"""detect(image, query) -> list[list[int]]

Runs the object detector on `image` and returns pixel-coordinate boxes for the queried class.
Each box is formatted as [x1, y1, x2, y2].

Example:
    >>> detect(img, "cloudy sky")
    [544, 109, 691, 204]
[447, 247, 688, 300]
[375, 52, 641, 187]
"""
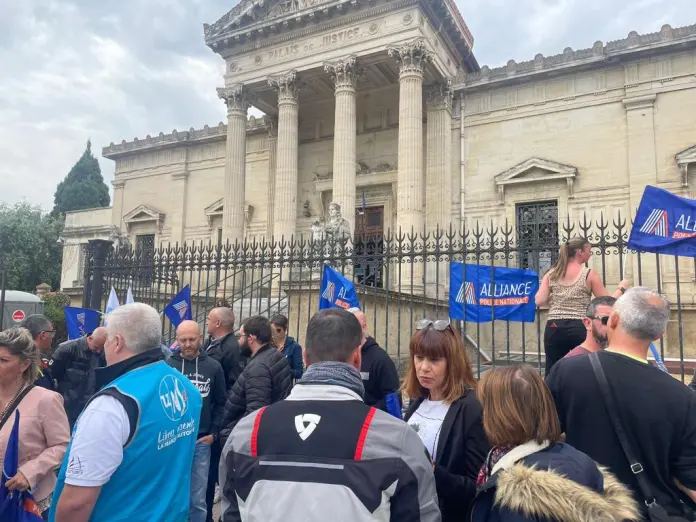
[1, 0, 694, 210]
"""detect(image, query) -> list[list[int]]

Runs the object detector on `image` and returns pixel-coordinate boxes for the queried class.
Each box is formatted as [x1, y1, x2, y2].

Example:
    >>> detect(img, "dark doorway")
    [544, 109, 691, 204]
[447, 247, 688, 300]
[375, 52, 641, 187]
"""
[354, 206, 384, 288]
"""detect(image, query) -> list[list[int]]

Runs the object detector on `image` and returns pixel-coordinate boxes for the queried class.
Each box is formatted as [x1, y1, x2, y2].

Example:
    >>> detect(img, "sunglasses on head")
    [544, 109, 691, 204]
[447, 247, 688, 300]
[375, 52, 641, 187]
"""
[416, 319, 450, 331]
[589, 316, 610, 325]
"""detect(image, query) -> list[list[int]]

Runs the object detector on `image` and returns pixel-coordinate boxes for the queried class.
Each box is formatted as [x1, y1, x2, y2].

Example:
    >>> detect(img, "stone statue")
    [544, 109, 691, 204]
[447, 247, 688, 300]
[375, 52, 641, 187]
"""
[324, 201, 352, 242]
[310, 220, 325, 243]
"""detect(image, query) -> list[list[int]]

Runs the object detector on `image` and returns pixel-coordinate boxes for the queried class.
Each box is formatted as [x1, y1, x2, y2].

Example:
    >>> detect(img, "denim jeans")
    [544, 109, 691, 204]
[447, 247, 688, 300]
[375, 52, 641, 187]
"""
[190, 441, 212, 522]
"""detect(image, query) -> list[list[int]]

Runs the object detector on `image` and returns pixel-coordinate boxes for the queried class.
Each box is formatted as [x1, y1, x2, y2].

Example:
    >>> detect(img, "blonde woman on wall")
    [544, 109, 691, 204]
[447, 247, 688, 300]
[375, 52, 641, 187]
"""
[535, 237, 630, 375]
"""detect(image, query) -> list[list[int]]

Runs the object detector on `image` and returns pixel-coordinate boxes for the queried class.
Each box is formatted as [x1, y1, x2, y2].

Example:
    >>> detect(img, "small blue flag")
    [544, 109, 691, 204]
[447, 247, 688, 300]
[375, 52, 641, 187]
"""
[126, 287, 135, 304]
[164, 285, 193, 327]
[649, 343, 669, 373]
[0, 411, 44, 521]
[64, 307, 100, 340]
[319, 265, 360, 310]
[628, 185, 696, 257]
[385, 392, 402, 420]
[449, 262, 539, 323]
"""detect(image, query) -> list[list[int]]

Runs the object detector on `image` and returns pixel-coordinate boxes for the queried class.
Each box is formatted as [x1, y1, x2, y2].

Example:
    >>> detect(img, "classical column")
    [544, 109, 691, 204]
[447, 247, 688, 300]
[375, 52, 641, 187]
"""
[265, 118, 278, 240]
[217, 84, 250, 244]
[425, 82, 453, 298]
[269, 71, 300, 241]
[325, 55, 359, 236]
[389, 40, 431, 292]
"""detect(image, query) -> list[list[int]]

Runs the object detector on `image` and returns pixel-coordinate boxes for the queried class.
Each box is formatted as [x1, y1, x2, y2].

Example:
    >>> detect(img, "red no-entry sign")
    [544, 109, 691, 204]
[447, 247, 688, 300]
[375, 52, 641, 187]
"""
[12, 310, 25, 322]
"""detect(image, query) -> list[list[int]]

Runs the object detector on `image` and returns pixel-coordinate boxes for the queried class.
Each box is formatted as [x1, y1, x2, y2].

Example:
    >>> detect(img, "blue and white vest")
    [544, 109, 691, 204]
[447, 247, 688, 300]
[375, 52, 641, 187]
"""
[51, 359, 202, 522]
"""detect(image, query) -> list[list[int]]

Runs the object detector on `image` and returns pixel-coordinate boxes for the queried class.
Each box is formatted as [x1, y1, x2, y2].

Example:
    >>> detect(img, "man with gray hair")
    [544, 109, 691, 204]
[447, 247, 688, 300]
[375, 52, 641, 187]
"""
[51, 303, 203, 522]
[20, 314, 57, 390]
[548, 287, 696, 519]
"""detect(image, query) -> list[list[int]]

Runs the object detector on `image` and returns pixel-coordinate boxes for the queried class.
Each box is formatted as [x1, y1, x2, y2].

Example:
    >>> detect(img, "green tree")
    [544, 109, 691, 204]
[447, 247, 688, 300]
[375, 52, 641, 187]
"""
[42, 291, 72, 346]
[0, 203, 64, 292]
[52, 140, 110, 216]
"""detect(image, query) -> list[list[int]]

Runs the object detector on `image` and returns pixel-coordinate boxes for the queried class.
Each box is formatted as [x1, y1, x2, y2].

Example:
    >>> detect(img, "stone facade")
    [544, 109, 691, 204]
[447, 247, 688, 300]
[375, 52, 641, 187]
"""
[59, 1, 696, 355]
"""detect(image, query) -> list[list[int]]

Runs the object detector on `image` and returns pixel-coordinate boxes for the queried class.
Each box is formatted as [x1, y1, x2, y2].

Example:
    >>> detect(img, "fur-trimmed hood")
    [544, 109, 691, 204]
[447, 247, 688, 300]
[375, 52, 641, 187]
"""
[472, 442, 641, 522]
[494, 463, 640, 521]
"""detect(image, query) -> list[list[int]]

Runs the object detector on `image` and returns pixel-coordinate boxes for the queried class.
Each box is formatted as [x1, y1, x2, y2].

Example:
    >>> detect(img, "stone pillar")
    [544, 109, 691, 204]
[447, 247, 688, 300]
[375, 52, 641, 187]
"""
[425, 82, 453, 298]
[111, 179, 126, 234]
[269, 71, 300, 241]
[325, 56, 359, 236]
[389, 40, 431, 293]
[265, 118, 278, 240]
[169, 170, 189, 245]
[217, 84, 250, 245]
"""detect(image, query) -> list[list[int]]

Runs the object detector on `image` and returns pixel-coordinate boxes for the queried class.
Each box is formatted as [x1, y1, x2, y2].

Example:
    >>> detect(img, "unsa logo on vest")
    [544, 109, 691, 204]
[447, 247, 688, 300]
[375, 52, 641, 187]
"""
[159, 374, 189, 421]
[294, 414, 321, 441]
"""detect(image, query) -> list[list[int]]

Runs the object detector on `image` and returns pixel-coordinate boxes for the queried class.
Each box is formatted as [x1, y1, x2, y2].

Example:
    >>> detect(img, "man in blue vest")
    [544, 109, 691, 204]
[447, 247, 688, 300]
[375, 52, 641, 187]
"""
[51, 303, 202, 522]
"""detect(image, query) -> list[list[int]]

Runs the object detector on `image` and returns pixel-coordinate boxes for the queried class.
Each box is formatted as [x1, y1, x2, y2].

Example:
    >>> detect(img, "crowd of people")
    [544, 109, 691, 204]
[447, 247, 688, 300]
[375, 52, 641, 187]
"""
[1, 239, 696, 521]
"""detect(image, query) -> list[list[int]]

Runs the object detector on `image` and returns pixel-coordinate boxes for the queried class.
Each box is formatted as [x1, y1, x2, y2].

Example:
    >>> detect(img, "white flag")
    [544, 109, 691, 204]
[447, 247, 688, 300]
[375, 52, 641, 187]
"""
[126, 287, 135, 305]
[104, 287, 121, 326]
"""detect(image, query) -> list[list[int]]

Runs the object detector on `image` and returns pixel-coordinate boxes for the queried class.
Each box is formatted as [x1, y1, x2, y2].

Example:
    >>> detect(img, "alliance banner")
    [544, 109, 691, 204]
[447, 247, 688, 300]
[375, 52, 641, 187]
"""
[449, 262, 539, 323]
[628, 185, 696, 257]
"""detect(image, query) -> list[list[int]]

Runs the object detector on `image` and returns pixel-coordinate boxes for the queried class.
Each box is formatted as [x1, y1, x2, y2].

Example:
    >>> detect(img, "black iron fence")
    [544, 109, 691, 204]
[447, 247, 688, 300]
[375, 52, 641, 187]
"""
[82, 212, 696, 382]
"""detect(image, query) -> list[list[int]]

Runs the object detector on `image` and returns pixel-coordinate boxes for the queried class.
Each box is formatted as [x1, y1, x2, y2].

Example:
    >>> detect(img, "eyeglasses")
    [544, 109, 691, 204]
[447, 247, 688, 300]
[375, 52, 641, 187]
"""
[416, 319, 450, 331]
[589, 316, 610, 325]
[42, 330, 56, 336]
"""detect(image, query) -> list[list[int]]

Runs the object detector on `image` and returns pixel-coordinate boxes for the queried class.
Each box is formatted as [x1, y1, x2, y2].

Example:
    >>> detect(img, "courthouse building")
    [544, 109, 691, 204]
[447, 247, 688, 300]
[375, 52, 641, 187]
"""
[59, 0, 696, 358]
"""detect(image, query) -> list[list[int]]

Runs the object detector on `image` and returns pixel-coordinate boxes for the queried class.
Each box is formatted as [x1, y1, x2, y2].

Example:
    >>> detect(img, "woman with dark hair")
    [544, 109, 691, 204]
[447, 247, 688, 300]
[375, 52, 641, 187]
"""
[471, 365, 639, 522]
[0, 328, 70, 520]
[535, 236, 630, 374]
[270, 314, 303, 380]
[403, 319, 489, 522]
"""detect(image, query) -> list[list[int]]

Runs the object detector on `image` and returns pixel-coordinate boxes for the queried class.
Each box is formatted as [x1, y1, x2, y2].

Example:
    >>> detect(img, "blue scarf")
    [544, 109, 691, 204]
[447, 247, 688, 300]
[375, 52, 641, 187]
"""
[299, 361, 364, 398]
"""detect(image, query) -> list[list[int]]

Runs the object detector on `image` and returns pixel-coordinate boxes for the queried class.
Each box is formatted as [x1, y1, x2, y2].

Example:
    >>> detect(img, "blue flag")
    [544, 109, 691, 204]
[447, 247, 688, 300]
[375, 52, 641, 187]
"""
[164, 285, 192, 327]
[449, 262, 539, 323]
[0, 411, 44, 522]
[64, 307, 100, 340]
[319, 265, 360, 310]
[628, 185, 696, 257]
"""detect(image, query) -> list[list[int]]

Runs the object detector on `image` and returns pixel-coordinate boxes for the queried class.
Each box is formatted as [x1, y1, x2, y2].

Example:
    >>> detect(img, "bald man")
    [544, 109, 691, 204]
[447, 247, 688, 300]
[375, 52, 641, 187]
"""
[169, 320, 226, 522]
[203, 307, 243, 389]
[347, 308, 400, 413]
[51, 327, 109, 428]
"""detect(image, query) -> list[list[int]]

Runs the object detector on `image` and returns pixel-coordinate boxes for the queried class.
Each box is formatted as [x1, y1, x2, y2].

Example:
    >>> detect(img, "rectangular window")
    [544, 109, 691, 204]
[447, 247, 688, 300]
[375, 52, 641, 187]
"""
[516, 201, 559, 275]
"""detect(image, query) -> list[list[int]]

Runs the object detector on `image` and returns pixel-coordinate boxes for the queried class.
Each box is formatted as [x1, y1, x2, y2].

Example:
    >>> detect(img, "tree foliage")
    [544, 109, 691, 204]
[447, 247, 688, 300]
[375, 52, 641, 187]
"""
[0, 203, 64, 292]
[42, 292, 72, 345]
[52, 140, 110, 216]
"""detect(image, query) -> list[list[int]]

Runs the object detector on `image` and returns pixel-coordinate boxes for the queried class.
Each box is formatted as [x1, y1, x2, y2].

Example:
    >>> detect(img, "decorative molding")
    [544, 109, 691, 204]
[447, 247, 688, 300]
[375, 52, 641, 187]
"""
[268, 70, 300, 103]
[111, 179, 126, 189]
[217, 84, 251, 116]
[388, 38, 432, 77]
[171, 170, 189, 181]
[204, 199, 224, 229]
[102, 117, 270, 158]
[622, 94, 657, 111]
[123, 205, 166, 232]
[677, 145, 696, 187]
[494, 158, 578, 204]
[455, 23, 696, 89]
[324, 55, 360, 90]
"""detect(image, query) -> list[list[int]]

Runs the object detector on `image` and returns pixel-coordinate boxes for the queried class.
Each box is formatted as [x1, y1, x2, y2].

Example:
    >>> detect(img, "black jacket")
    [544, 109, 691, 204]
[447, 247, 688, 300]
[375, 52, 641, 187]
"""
[471, 443, 639, 522]
[280, 336, 303, 380]
[360, 337, 400, 411]
[203, 333, 244, 390]
[50, 337, 106, 427]
[219, 344, 292, 443]
[168, 351, 226, 438]
[405, 391, 490, 522]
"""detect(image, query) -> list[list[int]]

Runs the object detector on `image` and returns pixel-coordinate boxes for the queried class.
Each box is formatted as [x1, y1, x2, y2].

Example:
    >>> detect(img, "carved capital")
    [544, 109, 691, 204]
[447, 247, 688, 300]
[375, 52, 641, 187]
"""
[388, 39, 431, 78]
[269, 70, 300, 104]
[217, 84, 250, 117]
[324, 55, 360, 91]
[426, 81, 453, 112]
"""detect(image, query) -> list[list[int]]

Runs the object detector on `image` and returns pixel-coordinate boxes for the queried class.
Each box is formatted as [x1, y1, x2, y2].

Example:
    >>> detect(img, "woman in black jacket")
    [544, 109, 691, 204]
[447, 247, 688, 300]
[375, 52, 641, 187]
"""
[403, 319, 490, 522]
[270, 314, 303, 380]
[471, 365, 639, 522]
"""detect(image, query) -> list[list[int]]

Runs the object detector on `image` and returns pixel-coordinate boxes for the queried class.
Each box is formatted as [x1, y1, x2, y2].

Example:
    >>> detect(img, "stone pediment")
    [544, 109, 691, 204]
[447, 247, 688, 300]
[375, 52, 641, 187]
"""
[204, 199, 225, 229]
[205, 0, 335, 42]
[123, 205, 165, 232]
[676, 145, 696, 186]
[494, 158, 578, 203]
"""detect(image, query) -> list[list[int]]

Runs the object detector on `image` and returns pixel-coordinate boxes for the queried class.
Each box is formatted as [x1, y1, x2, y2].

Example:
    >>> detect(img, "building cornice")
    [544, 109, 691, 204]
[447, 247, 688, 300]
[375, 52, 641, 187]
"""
[454, 23, 696, 91]
[102, 116, 271, 159]
[204, 0, 476, 71]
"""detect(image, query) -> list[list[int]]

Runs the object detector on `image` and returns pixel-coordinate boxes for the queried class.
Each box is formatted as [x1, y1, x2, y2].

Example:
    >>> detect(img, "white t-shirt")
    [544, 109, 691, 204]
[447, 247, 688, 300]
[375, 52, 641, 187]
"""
[407, 399, 451, 460]
[64, 395, 130, 487]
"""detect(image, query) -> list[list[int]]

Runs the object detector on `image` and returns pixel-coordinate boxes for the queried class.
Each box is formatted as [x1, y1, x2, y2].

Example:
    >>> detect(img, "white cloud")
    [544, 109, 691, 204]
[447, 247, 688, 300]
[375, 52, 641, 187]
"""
[0, 0, 694, 209]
